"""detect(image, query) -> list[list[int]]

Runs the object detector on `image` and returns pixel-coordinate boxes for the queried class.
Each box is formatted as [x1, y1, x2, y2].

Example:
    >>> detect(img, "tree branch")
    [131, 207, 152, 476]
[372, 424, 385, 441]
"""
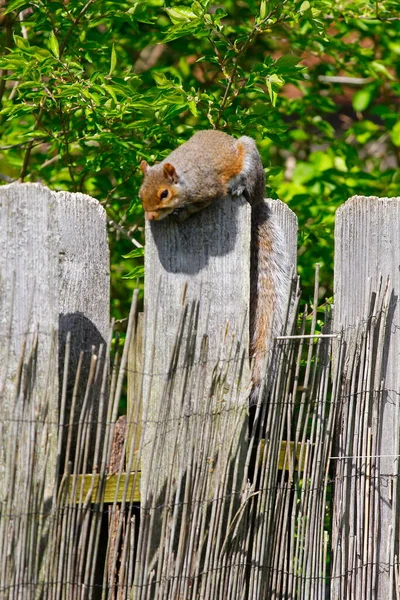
[107, 219, 143, 248]
[214, 1, 289, 127]
[18, 100, 45, 182]
[59, 0, 96, 57]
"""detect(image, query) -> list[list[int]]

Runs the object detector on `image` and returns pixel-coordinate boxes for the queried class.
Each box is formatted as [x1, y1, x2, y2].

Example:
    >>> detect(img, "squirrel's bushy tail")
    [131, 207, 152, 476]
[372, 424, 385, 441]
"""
[237, 136, 292, 403]
[250, 201, 291, 404]
[250, 200, 290, 404]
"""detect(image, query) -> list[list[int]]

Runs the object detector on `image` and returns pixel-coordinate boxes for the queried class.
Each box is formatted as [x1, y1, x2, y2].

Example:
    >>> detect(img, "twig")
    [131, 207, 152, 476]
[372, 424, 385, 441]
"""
[208, 36, 228, 76]
[107, 219, 143, 248]
[315, 75, 375, 85]
[105, 173, 136, 204]
[59, 0, 96, 57]
[58, 103, 77, 190]
[18, 99, 46, 182]
[18, 8, 29, 39]
[41, 154, 60, 169]
[0, 139, 42, 150]
[214, 0, 289, 127]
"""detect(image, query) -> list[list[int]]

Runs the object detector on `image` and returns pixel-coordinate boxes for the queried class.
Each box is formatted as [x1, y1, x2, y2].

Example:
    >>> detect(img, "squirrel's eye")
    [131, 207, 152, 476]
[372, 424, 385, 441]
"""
[160, 189, 169, 200]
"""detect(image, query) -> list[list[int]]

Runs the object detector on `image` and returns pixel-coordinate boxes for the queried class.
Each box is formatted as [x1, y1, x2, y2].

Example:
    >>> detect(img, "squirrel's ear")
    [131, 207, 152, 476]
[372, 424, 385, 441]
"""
[140, 160, 149, 175]
[163, 163, 179, 183]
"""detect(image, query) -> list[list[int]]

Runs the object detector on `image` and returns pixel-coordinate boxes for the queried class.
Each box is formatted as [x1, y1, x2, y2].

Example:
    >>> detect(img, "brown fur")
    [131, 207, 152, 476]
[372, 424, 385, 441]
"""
[221, 142, 245, 186]
[139, 130, 290, 403]
[139, 130, 246, 219]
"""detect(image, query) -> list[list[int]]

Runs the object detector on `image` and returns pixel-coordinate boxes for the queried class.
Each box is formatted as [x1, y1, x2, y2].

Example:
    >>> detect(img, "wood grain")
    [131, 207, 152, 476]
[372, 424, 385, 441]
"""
[333, 195, 400, 600]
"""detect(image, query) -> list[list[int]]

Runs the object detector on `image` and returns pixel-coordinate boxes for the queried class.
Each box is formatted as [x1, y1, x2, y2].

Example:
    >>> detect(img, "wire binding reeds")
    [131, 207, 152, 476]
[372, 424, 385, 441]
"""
[0, 275, 395, 599]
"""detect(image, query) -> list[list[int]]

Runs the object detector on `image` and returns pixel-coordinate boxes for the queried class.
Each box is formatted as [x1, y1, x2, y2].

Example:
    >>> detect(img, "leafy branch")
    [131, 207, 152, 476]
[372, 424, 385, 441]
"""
[213, 0, 289, 126]
[0, 11, 13, 109]
[59, 0, 96, 58]
[18, 100, 45, 182]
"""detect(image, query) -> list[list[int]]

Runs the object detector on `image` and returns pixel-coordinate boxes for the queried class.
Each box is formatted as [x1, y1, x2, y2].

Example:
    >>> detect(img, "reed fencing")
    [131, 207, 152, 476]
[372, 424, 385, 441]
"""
[0, 183, 399, 600]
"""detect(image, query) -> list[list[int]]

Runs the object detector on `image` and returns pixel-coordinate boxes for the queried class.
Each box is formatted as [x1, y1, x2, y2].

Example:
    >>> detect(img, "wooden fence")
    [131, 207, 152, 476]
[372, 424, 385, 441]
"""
[0, 183, 399, 599]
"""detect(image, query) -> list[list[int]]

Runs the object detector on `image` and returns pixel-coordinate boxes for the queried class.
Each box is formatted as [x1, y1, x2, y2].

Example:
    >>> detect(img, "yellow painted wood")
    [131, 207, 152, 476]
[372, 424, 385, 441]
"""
[69, 440, 308, 504]
[69, 440, 307, 504]
[68, 472, 141, 504]
[259, 440, 307, 471]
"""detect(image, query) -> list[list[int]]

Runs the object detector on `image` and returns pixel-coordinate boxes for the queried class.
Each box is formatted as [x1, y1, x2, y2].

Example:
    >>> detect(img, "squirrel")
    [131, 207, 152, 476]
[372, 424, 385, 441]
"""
[139, 129, 290, 403]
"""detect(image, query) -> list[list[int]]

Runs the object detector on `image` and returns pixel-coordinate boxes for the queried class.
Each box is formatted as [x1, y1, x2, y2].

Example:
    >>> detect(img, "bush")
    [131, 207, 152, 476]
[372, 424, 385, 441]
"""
[1, 0, 399, 313]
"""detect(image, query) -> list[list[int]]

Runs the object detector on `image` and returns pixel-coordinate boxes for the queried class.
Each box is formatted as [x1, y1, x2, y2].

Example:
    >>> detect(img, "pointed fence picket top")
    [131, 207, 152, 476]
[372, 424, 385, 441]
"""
[0, 183, 110, 504]
[138, 195, 297, 586]
[332, 196, 400, 600]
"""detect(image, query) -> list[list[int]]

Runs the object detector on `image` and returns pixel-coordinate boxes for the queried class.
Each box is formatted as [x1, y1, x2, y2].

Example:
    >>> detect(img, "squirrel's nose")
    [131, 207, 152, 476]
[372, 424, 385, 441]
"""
[145, 211, 157, 221]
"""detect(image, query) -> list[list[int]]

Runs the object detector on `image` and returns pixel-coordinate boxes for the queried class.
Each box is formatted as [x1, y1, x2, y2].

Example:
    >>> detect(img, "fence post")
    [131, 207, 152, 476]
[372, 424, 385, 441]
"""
[0, 182, 109, 504]
[138, 195, 297, 586]
[332, 195, 400, 600]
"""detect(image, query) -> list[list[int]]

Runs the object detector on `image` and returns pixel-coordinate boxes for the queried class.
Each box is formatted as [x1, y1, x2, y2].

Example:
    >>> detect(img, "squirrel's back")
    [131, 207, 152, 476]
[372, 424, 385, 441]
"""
[164, 130, 245, 186]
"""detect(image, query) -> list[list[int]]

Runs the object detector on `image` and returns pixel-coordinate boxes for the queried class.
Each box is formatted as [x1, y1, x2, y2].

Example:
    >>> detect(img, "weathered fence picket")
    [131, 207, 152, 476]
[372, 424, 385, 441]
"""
[140, 195, 297, 482]
[332, 196, 400, 600]
[0, 183, 109, 596]
[141, 195, 251, 495]
[136, 195, 297, 595]
[0, 183, 109, 497]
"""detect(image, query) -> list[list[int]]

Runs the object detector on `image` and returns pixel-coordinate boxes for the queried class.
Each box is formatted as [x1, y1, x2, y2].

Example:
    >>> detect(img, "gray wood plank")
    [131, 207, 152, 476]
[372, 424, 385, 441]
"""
[139, 193, 297, 583]
[0, 183, 60, 504]
[140, 196, 251, 580]
[332, 195, 400, 600]
[268, 198, 298, 273]
[142, 194, 252, 470]
[56, 190, 110, 471]
[0, 183, 109, 504]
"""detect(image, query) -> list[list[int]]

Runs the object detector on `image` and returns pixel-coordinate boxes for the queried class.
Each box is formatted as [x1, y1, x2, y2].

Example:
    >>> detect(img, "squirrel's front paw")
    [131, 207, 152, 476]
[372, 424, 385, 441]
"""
[231, 186, 246, 196]
[228, 178, 246, 197]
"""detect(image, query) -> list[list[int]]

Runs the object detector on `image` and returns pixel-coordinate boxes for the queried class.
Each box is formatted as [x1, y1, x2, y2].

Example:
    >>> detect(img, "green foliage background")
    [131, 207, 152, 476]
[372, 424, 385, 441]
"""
[1, 0, 399, 316]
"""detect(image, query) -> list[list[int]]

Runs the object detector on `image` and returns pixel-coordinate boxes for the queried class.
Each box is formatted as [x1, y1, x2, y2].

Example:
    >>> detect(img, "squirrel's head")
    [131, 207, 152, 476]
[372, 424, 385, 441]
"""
[139, 161, 181, 221]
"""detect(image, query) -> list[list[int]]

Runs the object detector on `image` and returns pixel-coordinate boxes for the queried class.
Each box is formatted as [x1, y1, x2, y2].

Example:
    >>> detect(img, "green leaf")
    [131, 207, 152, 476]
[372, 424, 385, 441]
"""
[269, 74, 284, 86]
[191, 1, 205, 16]
[188, 100, 198, 116]
[165, 6, 197, 24]
[275, 55, 301, 68]
[371, 61, 394, 80]
[352, 88, 372, 112]
[162, 21, 203, 43]
[4, 0, 30, 14]
[266, 74, 285, 106]
[299, 1, 310, 12]
[123, 265, 145, 279]
[390, 121, 400, 147]
[260, 0, 268, 20]
[266, 80, 277, 106]
[126, 2, 155, 24]
[48, 32, 59, 59]
[152, 72, 170, 87]
[333, 156, 347, 172]
[109, 44, 117, 76]
[122, 248, 145, 259]
[103, 85, 118, 103]
[13, 35, 29, 50]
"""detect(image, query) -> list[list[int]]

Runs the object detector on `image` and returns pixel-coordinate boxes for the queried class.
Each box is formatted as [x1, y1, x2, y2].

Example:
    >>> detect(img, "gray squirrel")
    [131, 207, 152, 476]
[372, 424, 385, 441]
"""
[139, 129, 290, 403]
